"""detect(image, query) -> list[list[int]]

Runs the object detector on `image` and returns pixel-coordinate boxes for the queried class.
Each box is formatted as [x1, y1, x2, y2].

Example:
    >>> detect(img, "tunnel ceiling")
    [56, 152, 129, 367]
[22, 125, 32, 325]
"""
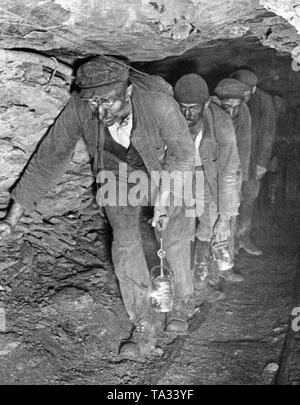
[0, 0, 300, 64]
[134, 37, 299, 99]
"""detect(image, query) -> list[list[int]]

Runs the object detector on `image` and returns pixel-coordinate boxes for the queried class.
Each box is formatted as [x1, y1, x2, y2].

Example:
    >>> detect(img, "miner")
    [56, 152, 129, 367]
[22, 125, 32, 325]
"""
[214, 78, 252, 184]
[173, 73, 243, 296]
[214, 78, 252, 259]
[230, 69, 276, 255]
[0, 56, 196, 360]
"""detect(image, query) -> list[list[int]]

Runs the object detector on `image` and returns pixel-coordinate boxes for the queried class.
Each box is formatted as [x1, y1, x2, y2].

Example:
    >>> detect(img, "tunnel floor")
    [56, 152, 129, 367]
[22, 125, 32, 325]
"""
[0, 202, 299, 385]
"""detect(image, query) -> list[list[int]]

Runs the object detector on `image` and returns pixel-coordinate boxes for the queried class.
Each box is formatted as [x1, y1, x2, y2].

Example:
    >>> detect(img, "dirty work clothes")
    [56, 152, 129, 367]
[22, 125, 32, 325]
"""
[104, 203, 151, 322]
[104, 204, 194, 323]
[248, 88, 276, 175]
[11, 79, 195, 325]
[237, 177, 261, 238]
[195, 171, 236, 244]
[102, 151, 195, 323]
[198, 101, 241, 218]
[104, 127, 147, 172]
[237, 89, 276, 236]
[193, 102, 240, 266]
[11, 84, 194, 212]
[228, 101, 252, 253]
[232, 102, 252, 183]
[211, 96, 251, 183]
[195, 173, 236, 273]
[241, 176, 261, 203]
[196, 173, 218, 242]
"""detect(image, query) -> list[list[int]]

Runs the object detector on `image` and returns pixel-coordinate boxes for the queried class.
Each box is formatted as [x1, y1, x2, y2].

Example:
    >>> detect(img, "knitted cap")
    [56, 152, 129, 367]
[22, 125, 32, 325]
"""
[76, 56, 129, 98]
[214, 78, 251, 99]
[174, 73, 209, 105]
[230, 69, 258, 87]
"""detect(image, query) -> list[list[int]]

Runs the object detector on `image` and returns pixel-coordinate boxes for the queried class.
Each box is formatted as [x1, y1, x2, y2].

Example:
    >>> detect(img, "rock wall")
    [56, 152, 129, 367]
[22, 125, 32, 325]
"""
[260, 0, 300, 66]
[0, 0, 298, 62]
[0, 56, 94, 219]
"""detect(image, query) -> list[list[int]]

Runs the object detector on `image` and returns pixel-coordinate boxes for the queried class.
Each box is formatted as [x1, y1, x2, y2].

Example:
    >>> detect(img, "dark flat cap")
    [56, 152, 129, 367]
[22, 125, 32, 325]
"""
[174, 73, 209, 105]
[75, 56, 129, 98]
[214, 78, 251, 99]
[230, 69, 258, 87]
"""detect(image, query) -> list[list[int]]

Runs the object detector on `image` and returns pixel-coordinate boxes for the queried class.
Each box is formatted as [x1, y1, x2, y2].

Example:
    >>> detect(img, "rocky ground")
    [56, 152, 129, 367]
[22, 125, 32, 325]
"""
[0, 200, 299, 385]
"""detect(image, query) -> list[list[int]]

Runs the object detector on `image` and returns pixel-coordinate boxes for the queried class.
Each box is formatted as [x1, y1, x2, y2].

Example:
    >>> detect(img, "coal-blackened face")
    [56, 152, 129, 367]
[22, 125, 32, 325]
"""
[88, 84, 132, 127]
[179, 103, 204, 132]
[220, 98, 242, 118]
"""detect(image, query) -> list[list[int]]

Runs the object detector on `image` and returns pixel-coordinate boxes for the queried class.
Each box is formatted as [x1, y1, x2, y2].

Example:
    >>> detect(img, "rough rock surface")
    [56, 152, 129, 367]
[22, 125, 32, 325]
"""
[0, 57, 93, 220]
[260, 0, 300, 62]
[0, 0, 298, 63]
[0, 55, 99, 262]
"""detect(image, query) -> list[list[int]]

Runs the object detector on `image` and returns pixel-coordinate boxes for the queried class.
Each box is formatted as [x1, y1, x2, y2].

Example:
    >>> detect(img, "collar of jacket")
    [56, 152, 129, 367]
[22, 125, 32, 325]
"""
[93, 85, 148, 174]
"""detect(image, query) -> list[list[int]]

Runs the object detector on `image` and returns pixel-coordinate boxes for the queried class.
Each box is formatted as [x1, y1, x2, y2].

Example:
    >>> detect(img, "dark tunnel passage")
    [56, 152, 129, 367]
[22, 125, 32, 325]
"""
[0, 34, 300, 385]
[133, 37, 300, 214]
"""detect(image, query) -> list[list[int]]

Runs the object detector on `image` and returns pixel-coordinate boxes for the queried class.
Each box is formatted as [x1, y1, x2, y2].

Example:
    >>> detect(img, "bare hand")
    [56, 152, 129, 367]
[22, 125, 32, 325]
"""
[256, 165, 267, 180]
[213, 217, 230, 242]
[0, 221, 13, 241]
[152, 206, 169, 232]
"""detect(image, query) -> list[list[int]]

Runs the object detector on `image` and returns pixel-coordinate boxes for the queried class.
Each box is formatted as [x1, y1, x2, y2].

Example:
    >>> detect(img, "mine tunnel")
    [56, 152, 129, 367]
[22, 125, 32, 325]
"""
[0, 0, 300, 386]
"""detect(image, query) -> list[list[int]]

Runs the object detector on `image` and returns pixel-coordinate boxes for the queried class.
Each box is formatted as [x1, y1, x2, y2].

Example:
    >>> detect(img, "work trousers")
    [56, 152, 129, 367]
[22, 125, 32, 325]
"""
[195, 173, 236, 256]
[237, 175, 261, 236]
[196, 175, 218, 242]
[101, 151, 195, 323]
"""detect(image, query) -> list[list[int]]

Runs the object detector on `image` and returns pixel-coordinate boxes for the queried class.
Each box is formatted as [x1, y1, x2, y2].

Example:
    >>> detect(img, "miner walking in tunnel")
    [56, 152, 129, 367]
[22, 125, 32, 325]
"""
[213, 77, 252, 259]
[230, 69, 277, 256]
[214, 78, 252, 185]
[0, 56, 196, 361]
[173, 73, 242, 298]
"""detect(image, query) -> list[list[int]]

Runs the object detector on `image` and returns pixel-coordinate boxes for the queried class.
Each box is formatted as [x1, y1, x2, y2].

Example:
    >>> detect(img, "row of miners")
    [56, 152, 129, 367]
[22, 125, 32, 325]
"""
[0, 56, 278, 361]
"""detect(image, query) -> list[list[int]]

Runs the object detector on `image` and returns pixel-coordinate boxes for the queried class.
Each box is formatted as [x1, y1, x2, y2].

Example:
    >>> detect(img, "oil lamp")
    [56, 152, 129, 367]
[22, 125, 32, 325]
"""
[150, 237, 173, 313]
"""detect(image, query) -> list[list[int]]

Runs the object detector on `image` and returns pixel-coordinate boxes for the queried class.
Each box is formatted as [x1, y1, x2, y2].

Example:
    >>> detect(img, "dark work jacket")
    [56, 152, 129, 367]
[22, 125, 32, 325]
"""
[198, 102, 241, 217]
[12, 84, 194, 211]
[211, 96, 251, 182]
[248, 88, 276, 175]
[232, 102, 252, 182]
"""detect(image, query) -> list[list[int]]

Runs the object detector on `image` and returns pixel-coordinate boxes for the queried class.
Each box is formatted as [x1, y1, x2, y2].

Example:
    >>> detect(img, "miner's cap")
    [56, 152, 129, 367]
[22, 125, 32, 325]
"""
[76, 56, 130, 98]
[174, 73, 209, 105]
[214, 78, 251, 99]
[230, 69, 258, 88]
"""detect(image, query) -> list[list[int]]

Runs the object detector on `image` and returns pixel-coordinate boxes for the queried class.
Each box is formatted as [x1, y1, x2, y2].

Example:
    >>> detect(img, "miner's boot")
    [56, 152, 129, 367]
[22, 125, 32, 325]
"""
[165, 298, 196, 335]
[219, 268, 244, 283]
[119, 319, 158, 361]
[193, 240, 225, 304]
[239, 234, 262, 256]
[238, 202, 262, 256]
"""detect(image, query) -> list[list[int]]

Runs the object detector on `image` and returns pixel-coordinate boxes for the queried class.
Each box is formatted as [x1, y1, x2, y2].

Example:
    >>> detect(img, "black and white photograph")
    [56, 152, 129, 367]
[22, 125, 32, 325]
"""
[0, 0, 299, 388]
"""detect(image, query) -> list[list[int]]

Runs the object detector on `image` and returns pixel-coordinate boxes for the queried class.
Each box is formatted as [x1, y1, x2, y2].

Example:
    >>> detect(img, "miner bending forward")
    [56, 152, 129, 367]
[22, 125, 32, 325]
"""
[0, 57, 195, 360]
[173, 74, 242, 295]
